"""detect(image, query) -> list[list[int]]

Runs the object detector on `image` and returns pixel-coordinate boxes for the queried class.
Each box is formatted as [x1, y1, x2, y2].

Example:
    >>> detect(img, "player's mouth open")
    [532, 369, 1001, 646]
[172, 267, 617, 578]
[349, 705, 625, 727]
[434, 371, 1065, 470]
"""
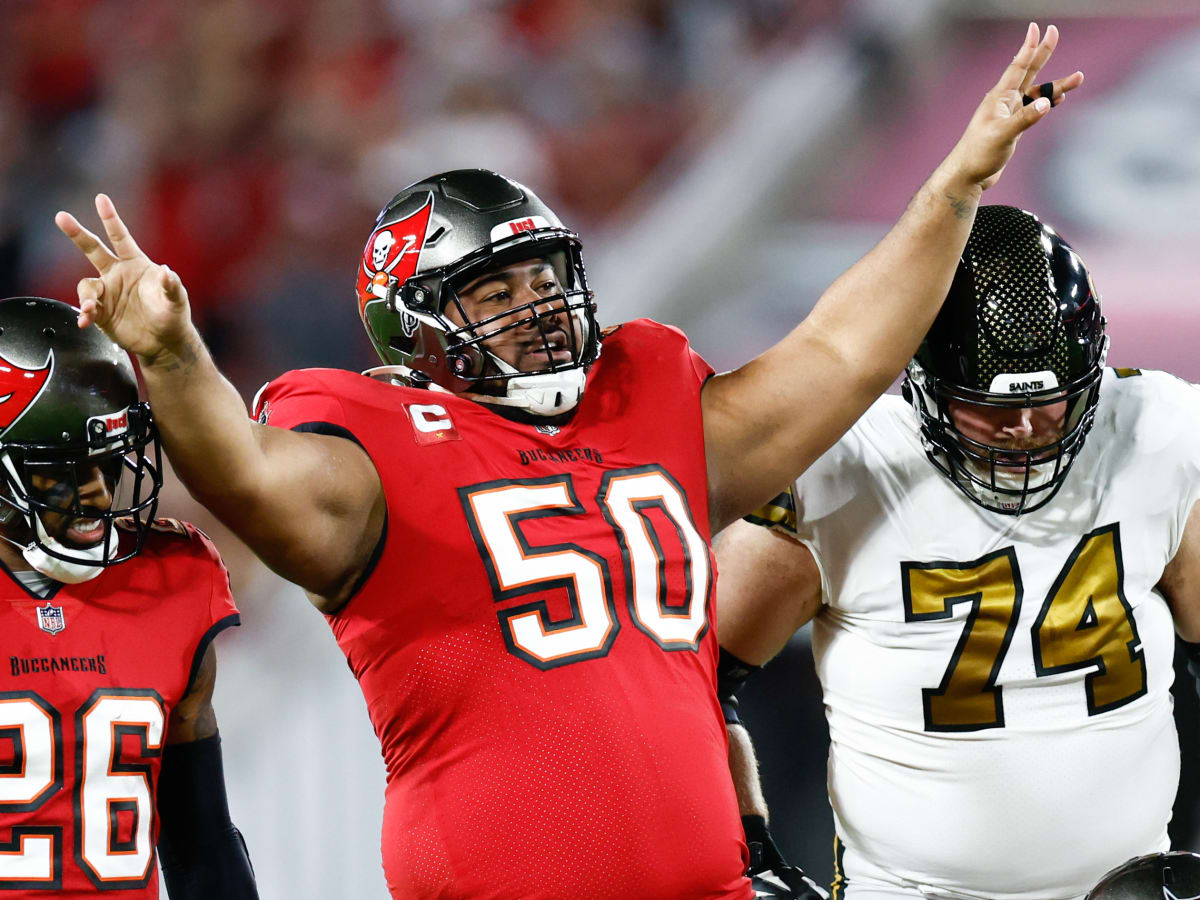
[529, 335, 572, 364]
[64, 518, 105, 546]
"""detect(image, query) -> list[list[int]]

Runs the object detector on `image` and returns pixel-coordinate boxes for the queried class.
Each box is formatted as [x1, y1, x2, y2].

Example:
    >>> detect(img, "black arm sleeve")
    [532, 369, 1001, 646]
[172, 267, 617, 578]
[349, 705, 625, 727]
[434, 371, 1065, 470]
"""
[157, 733, 259, 900]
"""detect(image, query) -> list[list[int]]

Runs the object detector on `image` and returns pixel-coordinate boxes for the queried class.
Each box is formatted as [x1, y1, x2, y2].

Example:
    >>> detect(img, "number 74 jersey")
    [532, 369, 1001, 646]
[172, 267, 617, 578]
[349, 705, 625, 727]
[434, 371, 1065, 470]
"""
[771, 369, 1200, 900]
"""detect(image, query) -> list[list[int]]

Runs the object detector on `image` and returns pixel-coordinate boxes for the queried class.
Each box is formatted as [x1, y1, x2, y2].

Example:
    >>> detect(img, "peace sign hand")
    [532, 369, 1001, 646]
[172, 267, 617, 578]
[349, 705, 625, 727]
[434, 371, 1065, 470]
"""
[55, 194, 194, 367]
[945, 23, 1084, 192]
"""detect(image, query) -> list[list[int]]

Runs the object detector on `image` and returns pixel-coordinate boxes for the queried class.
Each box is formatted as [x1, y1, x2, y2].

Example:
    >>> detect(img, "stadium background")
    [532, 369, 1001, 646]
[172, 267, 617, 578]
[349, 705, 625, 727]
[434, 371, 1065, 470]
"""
[3, 1, 1200, 896]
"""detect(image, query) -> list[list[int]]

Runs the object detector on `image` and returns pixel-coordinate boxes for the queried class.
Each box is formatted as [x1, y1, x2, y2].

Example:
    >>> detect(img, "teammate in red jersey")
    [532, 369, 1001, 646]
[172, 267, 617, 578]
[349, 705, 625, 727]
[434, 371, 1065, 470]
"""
[0, 297, 257, 898]
[55, 24, 1080, 900]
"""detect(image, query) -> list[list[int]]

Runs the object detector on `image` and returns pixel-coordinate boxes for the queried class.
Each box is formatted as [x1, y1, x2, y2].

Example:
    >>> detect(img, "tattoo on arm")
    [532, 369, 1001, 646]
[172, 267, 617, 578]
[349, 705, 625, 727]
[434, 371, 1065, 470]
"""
[152, 333, 204, 373]
[945, 192, 974, 219]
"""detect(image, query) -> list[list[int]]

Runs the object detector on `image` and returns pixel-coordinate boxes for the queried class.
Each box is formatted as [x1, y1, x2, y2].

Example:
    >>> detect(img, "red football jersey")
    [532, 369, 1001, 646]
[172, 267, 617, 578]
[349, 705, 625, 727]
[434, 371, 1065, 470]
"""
[254, 319, 752, 900]
[0, 522, 239, 898]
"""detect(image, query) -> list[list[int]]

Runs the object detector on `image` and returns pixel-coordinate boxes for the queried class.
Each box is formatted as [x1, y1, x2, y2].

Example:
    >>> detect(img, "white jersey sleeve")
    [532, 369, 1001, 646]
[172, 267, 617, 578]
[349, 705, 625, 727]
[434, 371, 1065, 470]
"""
[780, 369, 1200, 900]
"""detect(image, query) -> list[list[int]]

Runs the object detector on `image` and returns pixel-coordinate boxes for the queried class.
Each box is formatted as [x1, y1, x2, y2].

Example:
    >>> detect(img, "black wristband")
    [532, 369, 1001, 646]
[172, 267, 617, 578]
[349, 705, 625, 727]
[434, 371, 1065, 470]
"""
[719, 647, 762, 725]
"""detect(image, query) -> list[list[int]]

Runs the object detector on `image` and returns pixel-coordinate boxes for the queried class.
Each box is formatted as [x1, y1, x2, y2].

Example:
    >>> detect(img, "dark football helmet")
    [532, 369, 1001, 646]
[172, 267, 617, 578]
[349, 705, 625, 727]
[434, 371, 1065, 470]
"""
[1087, 851, 1200, 899]
[0, 297, 161, 581]
[902, 205, 1107, 515]
[355, 169, 599, 416]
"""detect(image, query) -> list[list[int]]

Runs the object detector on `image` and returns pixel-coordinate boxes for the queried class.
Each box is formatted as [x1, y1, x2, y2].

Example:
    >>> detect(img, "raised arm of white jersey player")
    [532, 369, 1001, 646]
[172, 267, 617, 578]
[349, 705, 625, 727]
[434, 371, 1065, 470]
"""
[54, 198, 384, 611]
[1159, 499, 1200, 643]
[715, 519, 823, 820]
[702, 23, 1084, 531]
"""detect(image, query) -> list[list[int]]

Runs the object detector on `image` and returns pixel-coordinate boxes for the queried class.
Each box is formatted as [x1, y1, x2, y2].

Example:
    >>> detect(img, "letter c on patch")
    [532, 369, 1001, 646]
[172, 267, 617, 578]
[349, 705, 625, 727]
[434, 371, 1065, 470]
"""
[410, 404, 452, 433]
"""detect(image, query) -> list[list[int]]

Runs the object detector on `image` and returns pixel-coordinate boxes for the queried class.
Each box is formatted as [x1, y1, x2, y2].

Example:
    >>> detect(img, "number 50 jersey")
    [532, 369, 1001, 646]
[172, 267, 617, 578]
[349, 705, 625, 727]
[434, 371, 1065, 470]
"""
[253, 319, 751, 900]
[766, 369, 1200, 900]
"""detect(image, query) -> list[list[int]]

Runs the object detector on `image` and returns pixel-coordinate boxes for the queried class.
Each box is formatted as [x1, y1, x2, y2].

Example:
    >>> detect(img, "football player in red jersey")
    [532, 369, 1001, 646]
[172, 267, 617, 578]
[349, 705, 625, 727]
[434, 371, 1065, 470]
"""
[55, 24, 1080, 900]
[0, 297, 258, 898]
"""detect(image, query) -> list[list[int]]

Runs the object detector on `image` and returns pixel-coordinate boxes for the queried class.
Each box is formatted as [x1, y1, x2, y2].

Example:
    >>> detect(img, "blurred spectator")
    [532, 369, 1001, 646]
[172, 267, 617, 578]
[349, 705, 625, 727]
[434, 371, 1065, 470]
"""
[4, 0, 812, 390]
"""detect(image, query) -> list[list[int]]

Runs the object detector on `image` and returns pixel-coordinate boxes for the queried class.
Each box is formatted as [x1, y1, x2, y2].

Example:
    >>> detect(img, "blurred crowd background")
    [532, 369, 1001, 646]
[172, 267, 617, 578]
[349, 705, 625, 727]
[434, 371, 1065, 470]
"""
[4, 1, 1200, 897]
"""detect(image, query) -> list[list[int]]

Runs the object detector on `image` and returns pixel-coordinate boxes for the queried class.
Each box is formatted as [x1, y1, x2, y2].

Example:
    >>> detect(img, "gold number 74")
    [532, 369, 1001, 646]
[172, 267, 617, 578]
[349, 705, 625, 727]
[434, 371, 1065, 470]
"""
[901, 523, 1147, 732]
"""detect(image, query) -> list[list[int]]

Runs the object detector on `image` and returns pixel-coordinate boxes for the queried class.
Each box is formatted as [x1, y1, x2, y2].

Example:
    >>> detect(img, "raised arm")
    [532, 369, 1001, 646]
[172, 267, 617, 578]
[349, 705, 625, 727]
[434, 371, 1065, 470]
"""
[55, 198, 384, 609]
[703, 24, 1084, 531]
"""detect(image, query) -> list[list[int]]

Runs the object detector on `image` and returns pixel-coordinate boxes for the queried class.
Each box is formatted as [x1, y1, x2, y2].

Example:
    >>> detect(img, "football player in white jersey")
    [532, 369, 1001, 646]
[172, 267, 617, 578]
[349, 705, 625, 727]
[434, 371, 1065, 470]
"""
[716, 205, 1200, 900]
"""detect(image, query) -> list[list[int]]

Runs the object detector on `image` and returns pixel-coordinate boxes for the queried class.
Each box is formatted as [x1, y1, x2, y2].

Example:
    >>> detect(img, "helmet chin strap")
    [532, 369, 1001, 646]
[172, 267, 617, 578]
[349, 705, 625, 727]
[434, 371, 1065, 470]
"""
[0, 454, 113, 583]
[0, 504, 112, 584]
[21, 515, 114, 584]
[365, 360, 586, 416]
[464, 356, 588, 417]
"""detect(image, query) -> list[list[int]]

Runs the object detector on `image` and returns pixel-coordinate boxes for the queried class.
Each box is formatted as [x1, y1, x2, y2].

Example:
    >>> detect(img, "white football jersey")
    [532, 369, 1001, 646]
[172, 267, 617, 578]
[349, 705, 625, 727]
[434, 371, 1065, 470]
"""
[774, 369, 1200, 900]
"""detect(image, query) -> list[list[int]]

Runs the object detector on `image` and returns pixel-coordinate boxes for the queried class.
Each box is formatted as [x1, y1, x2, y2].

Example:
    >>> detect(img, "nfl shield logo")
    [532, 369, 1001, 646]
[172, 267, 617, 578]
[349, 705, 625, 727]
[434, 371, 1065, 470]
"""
[36, 603, 64, 635]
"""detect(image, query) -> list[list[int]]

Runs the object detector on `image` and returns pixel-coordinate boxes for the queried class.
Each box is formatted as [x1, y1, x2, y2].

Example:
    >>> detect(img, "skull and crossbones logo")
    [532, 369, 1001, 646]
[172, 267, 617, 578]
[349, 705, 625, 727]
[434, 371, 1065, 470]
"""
[372, 230, 396, 271]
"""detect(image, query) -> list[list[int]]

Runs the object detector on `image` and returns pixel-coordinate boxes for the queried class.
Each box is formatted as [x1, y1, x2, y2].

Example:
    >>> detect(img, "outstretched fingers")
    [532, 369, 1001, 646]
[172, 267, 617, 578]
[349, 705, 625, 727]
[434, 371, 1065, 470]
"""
[995, 22, 1041, 95]
[1018, 24, 1059, 96]
[54, 210, 118, 275]
[94, 194, 144, 262]
[1007, 69, 1084, 136]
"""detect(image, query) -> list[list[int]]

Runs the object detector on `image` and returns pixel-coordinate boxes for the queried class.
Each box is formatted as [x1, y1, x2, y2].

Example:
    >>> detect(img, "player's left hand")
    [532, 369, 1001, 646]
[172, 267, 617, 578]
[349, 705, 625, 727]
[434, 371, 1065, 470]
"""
[54, 194, 196, 369]
[744, 816, 829, 899]
[942, 22, 1084, 192]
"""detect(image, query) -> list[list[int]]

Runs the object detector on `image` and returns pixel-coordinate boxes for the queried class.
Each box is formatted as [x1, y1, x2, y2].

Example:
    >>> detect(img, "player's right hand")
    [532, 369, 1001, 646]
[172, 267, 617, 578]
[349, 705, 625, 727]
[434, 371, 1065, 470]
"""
[943, 22, 1084, 192]
[55, 195, 195, 368]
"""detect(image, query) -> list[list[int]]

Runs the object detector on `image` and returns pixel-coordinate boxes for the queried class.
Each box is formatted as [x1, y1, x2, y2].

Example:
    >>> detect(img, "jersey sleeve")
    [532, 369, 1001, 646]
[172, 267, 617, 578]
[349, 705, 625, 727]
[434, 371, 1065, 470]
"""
[1138, 371, 1200, 560]
[250, 368, 353, 434]
[651, 319, 715, 384]
[182, 523, 241, 695]
[684, 338, 715, 386]
[744, 487, 800, 537]
[616, 319, 716, 389]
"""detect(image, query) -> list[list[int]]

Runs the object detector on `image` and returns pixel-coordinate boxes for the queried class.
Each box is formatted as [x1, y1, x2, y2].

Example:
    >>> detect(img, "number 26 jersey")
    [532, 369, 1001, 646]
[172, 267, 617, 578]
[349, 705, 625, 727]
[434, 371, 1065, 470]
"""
[0, 523, 239, 897]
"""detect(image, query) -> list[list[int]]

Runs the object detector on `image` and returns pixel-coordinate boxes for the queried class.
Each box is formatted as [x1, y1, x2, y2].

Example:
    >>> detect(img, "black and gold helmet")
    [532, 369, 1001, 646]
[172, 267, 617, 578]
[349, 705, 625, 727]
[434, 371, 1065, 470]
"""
[902, 206, 1107, 515]
[354, 169, 599, 416]
[1087, 851, 1200, 899]
[0, 297, 161, 578]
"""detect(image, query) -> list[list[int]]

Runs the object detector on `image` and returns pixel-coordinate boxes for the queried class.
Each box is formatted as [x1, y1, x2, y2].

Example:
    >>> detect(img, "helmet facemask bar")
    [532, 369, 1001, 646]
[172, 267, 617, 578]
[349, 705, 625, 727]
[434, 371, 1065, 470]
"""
[435, 232, 598, 384]
[906, 361, 1103, 515]
[0, 403, 162, 568]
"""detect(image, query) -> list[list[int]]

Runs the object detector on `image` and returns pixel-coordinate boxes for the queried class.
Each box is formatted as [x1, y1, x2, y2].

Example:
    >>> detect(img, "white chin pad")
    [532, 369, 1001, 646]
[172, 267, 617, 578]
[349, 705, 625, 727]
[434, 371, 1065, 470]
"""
[22, 515, 115, 584]
[504, 369, 587, 416]
[958, 455, 1055, 512]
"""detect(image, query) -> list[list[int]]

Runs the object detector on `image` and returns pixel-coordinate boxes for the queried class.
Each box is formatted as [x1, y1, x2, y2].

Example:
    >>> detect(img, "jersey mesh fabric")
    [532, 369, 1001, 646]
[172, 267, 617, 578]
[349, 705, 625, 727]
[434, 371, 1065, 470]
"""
[0, 523, 239, 898]
[753, 370, 1200, 899]
[255, 319, 752, 900]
